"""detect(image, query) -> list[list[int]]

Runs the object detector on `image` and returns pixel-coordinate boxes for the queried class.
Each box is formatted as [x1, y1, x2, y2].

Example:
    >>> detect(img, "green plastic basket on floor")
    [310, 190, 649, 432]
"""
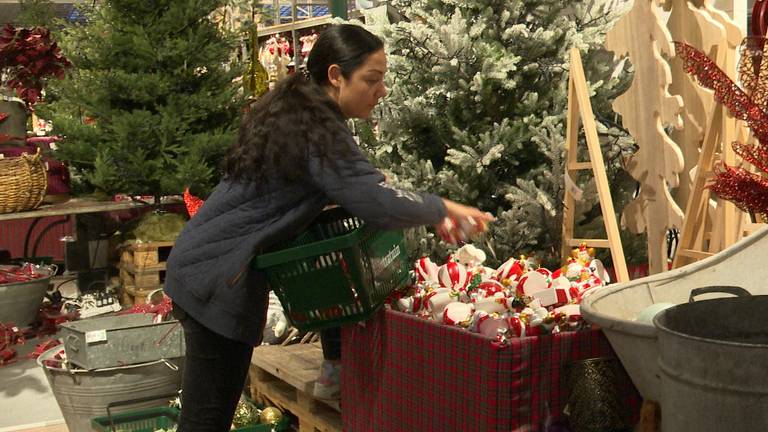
[91, 407, 178, 432]
[253, 207, 410, 331]
[91, 406, 290, 432]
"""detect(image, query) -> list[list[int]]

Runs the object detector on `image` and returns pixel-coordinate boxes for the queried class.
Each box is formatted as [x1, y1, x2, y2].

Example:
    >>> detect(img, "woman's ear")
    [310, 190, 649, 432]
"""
[327, 64, 343, 88]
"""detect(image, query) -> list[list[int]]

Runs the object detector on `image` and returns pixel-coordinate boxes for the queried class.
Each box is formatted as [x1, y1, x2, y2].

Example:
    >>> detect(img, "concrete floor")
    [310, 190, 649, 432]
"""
[0, 337, 66, 432]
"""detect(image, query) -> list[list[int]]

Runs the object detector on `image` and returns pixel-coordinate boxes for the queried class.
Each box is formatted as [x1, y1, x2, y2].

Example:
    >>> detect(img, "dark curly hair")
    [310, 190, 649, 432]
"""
[225, 25, 384, 183]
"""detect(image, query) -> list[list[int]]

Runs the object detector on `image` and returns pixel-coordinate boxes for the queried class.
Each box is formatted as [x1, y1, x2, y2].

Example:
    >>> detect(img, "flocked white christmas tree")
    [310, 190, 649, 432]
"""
[358, 0, 636, 267]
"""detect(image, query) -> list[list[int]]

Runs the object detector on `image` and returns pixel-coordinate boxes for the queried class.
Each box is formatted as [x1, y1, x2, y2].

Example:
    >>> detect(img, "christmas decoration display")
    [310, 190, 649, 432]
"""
[42, 0, 242, 199]
[299, 32, 318, 59]
[0, 262, 49, 284]
[357, 0, 636, 267]
[0, 24, 71, 108]
[674, 39, 768, 215]
[393, 243, 609, 343]
[261, 34, 291, 83]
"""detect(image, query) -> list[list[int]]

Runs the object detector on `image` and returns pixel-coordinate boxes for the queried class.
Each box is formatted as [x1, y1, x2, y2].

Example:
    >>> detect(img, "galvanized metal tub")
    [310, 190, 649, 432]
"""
[37, 345, 183, 432]
[580, 226, 768, 402]
[0, 264, 55, 326]
[654, 293, 768, 431]
[59, 314, 184, 370]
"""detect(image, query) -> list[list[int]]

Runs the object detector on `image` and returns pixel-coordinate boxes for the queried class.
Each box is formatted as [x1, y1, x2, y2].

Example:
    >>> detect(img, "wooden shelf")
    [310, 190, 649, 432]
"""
[257, 15, 333, 37]
[0, 197, 182, 221]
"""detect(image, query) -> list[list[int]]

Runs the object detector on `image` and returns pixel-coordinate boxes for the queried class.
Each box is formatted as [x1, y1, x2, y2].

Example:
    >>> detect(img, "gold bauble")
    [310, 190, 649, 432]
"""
[260, 406, 283, 425]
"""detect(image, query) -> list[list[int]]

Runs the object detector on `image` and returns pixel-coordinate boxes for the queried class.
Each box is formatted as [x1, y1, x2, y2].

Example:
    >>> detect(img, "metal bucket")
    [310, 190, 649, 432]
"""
[37, 345, 183, 431]
[0, 265, 55, 326]
[565, 357, 631, 432]
[654, 287, 768, 431]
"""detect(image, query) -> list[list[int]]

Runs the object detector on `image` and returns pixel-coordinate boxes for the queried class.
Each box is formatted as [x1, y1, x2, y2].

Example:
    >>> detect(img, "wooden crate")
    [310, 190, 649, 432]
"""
[120, 241, 174, 269]
[118, 241, 172, 291]
[122, 285, 162, 305]
[249, 343, 341, 432]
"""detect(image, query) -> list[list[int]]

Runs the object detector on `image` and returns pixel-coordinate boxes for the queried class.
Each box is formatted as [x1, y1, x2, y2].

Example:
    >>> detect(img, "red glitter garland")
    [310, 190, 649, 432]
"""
[675, 40, 768, 214]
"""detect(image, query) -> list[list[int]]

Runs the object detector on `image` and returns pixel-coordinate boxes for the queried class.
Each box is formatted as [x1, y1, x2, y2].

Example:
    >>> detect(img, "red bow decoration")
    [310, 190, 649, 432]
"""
[183, 187, 204, 218]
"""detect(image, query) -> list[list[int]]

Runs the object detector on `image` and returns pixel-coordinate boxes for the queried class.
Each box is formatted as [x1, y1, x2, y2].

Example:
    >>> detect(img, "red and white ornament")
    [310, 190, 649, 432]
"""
[415, 257, 439, 284]
[475, 279, 505, 298]
[443, 302, 474, 326]
[471, 311, 510, 338]
[438, 261, 469, 291]
[493, 258, 524, 283]
[516, 271, 549, 297]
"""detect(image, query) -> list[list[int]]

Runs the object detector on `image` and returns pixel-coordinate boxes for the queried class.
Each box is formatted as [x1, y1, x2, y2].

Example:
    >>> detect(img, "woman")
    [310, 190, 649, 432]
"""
[165, 24, 493, 431]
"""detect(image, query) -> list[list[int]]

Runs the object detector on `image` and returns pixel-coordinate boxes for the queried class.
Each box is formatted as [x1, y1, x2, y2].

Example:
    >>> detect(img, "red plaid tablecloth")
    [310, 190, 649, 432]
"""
[342, 309, 640, 431]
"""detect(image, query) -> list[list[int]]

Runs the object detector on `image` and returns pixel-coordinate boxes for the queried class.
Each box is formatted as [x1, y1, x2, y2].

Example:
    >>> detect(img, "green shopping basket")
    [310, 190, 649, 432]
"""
[253, 207, 410, 331]
[91, 393, 180, 432]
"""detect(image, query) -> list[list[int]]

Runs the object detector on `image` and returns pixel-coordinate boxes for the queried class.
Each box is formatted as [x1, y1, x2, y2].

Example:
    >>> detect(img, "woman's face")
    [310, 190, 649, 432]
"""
[329, 49, 388, 119]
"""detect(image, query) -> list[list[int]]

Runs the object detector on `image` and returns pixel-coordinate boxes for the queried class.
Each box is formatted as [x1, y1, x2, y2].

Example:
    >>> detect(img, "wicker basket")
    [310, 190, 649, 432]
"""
[0, 148, 47, 213]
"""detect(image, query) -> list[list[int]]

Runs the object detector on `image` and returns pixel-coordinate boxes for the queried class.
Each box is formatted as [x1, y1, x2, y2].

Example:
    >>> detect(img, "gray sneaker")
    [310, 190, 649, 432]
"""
[312, 359, 341, 400]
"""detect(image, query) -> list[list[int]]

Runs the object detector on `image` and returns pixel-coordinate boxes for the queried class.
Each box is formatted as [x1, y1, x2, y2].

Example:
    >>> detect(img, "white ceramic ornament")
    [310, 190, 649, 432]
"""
[588, 258, 610, 284]
[516, 271, 549, 296]
[454, 244, 487, 267]
[474, 296, 508, 314]
[443, 302, 474, 326]
[475, 312, 509, 338]
[427, 289, 454, 320]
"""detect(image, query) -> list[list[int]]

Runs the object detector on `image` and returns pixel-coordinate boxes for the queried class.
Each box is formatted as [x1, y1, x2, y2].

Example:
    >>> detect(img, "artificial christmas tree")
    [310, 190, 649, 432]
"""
[358, 0, 635, 267]
[40, 0, 242, 200]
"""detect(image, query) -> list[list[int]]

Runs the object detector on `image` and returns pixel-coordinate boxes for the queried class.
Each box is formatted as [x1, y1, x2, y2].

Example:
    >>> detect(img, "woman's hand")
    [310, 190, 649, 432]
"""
[436, 199, 495, 244]
[442, 199, 495, 224]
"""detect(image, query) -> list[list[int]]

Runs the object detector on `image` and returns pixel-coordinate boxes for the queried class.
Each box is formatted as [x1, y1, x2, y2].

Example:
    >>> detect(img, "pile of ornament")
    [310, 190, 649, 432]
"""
[0, 262, 49, 284]
[392, 244, 610, 342]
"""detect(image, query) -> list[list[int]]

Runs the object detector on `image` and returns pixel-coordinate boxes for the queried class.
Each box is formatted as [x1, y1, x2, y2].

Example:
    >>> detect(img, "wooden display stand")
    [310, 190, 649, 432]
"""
[249, 343, 341, 432]
[561, 48, 629, 283]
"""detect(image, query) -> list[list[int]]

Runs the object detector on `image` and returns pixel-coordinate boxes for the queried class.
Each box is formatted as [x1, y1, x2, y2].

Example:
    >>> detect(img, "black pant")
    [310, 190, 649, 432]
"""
[320, 326, 341, 360]
[173, 306, 253, 432]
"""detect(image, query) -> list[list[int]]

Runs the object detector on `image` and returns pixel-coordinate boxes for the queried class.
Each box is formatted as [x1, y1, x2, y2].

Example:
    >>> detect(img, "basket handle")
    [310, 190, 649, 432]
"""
[688, 286, 751, 303]
[105, 392, 180, 432]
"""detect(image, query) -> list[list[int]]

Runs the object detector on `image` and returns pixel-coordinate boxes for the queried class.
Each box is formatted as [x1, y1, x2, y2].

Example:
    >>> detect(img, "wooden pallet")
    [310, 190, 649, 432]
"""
[249, 343, 341, 432]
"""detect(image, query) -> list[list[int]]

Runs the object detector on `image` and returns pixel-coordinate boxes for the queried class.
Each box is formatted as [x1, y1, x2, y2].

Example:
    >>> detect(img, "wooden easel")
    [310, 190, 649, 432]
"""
[561, 48, 629, 283]
[671, 104, 723, 268]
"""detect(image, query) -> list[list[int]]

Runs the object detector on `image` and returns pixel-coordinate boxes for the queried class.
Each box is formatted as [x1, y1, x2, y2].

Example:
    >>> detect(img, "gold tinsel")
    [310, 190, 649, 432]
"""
[232, 397, 260, 428]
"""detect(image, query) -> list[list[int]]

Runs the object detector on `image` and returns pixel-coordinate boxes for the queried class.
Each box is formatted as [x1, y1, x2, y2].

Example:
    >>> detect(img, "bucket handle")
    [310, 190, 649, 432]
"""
[105, 391, 180, 432]
[689, 286, 751, 303]
[64, 335, 79, 352]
